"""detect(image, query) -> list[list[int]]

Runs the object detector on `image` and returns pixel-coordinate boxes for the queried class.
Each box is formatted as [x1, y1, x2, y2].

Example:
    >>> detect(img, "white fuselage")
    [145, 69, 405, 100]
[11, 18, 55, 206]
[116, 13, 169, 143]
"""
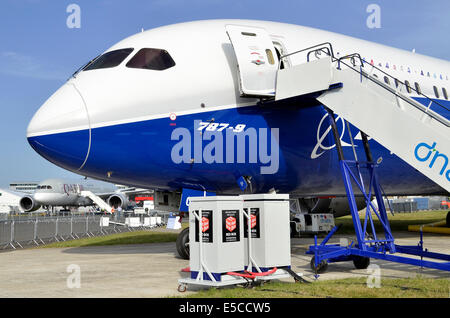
[26, 20, 450, 196]
[32, 178, 116, 207]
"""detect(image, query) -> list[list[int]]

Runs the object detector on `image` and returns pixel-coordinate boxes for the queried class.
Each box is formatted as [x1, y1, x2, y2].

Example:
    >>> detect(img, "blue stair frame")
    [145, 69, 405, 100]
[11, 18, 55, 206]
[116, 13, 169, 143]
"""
[306, 107, 450, 277]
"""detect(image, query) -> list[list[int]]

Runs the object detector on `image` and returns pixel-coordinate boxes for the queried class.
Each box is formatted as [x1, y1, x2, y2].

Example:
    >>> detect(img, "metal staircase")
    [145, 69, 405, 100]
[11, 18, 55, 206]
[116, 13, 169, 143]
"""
[273, 43, 450, 274]
[275, 45, 449, 192]
[80, 190, 112, 213]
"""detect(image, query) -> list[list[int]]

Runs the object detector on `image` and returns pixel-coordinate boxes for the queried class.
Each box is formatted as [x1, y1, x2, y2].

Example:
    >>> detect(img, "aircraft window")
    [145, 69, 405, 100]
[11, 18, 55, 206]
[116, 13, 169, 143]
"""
[433, 86, 440, 99]
[37, 185, 52, 189]
[442, 87, 448, 100]
[84, 48, 134, 71]
[126, 48, 176, 71]
[266, 49, 275, 65]
[384, 76, 390, 85]
[72, 55, 100, 77]
[394, 78, 400, 88]
[414, 82, 421, 95]
[405, 80, 412, 93]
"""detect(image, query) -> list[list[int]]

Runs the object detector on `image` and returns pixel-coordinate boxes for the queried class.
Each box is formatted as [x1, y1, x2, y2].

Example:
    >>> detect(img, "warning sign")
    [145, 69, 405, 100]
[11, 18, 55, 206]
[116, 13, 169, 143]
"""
[195, 210, 213, 243]
[244, 208, 260, 238]
[201, 217, 210, 232]
[222, 210, 240, 243]
[225, 216, 236, 232]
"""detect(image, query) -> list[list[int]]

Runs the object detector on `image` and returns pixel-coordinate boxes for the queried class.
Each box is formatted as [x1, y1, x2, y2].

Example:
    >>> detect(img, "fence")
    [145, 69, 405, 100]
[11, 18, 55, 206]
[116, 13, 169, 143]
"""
[0, 214, 169, 250]
[385, 196, 449, 213]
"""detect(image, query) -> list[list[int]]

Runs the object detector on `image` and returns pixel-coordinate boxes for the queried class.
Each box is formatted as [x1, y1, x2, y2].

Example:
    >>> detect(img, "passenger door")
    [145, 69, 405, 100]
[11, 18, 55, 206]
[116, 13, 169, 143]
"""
[226, 24, 279, 97]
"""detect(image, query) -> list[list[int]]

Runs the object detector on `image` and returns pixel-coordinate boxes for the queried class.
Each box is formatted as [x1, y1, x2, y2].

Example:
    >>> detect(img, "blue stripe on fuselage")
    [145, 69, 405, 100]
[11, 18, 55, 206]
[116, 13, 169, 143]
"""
[413, 96, 450, 120]
[28, 101, 446, 196]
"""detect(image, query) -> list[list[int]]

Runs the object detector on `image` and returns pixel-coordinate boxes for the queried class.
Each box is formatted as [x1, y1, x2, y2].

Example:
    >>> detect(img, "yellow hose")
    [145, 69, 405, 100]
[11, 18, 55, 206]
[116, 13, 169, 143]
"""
[408, 223, 450, 235]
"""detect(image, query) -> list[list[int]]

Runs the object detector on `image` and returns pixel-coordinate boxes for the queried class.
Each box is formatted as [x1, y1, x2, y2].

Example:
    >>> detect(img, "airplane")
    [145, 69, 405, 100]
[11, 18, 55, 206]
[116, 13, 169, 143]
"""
[18, 178, 145, 213]
[0, 188, 27, 214]
[25, 19, 449, 255]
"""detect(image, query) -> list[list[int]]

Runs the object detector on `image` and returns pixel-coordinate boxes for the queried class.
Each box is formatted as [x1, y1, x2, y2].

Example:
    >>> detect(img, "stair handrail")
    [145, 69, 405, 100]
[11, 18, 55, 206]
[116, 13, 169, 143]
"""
[281, 42, 450, 126]
[280, 42, 335, 61]
[343, 58, 450, 127]
[336, 53, 364, 70]
[359, 59, 450, 113]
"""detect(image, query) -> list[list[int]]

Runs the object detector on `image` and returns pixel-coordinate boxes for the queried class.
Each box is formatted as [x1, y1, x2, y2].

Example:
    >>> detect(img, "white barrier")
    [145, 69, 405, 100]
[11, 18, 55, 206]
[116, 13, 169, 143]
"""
[166, 216, 181, 230]
[100, 217, 110, 227]
[125, 217, 141, 228]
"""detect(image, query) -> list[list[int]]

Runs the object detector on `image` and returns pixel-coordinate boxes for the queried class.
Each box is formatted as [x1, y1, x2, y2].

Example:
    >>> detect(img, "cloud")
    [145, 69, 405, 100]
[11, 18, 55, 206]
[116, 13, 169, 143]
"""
[0, 51, 68, 81]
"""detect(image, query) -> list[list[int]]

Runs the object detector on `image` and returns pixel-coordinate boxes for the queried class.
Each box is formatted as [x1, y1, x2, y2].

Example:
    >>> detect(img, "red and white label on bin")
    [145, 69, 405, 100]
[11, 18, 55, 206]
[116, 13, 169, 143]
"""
[250, 214, 257, 229]
[201, 217, 209, 232]
[225, 216, 236, 232]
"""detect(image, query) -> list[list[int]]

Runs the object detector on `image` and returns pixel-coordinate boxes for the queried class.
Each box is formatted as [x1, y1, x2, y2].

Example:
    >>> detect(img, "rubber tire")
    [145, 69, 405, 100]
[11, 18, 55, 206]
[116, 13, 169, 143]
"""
[352, 256, 371, 269]
[176, 227, 190, 260]
[290, 222, 297, 238]
[310, 256, 328, 274]
[446, 211, 450, 228]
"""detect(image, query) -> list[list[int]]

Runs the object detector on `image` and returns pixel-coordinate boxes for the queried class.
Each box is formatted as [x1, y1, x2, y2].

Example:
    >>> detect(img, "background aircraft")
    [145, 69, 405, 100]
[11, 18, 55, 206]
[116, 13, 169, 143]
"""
[18, 178, 146, 212]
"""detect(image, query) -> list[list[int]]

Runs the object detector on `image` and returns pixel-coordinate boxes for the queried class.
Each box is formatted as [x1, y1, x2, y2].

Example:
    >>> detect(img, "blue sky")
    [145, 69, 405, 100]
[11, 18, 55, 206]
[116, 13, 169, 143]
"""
[0, 0, 449, 187]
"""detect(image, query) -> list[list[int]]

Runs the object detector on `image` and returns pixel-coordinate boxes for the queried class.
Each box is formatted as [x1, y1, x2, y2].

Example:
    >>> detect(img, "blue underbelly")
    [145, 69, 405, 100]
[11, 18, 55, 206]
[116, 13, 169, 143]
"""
[28, 102, 446, 196]
[77, 105, 445, 195]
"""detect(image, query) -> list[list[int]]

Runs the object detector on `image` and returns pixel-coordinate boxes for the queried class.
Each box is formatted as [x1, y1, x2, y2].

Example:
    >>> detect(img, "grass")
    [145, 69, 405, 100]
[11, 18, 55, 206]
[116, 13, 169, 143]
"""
[33, 211, 449, 298]
[185, 210, 449, 298]
[335, 210, 448, 234]
[37, 210, 447, 248]
[38, 229, 180, 248]
[186, 276, 450, 298]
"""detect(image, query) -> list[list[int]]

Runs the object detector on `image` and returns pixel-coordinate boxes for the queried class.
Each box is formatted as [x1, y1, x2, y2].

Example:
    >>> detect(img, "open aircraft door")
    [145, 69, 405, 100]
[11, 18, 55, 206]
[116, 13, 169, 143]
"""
[226, 25, 279, 97]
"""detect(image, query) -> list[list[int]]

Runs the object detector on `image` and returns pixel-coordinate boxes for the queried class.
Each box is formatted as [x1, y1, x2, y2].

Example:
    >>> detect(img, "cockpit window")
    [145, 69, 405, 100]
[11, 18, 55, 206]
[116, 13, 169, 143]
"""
[37, 185, 52, 190]
[84, 48, 134, 71]
[126, 48, 176, 71]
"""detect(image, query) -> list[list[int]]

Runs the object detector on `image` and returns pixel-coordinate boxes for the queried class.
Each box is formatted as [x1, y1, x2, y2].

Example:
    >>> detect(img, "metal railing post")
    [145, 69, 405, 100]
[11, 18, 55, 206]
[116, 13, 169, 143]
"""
[30, 219, 39, 246]
[2, 221, 16, 249]
[74, 217, 79, 239]
[70, 217, 76, 239]
[9, 221, 22, 249]
[36, 217, 44, 244]
[54, 217, 60, 242]
[86, 216, 92, 237]
[11, 221, 17, 249]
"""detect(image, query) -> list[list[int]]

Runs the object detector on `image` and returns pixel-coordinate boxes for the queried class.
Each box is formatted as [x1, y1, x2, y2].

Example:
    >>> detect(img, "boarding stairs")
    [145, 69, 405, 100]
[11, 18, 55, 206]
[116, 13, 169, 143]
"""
[80, 191, 112, 213]
[275, 45, 450, 193]
[272, 43, 450, 273]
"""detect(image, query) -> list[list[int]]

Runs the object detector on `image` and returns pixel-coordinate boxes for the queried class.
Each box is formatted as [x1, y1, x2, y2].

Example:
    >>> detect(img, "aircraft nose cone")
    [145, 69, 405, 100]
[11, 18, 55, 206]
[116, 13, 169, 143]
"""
[27, 83, 90, 171]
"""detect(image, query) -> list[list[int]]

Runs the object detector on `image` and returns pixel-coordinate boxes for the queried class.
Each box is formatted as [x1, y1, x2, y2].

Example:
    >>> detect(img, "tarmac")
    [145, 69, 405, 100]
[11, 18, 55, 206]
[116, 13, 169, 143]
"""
[0, 230, 448, 297]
